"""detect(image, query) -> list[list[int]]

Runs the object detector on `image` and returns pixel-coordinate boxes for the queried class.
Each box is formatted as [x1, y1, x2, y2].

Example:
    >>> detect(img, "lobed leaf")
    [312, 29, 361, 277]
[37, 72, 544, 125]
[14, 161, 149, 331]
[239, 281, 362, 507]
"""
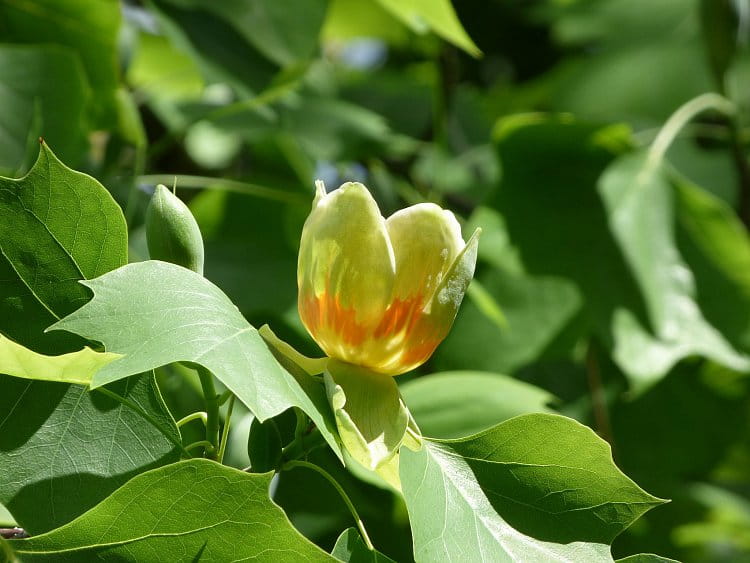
[9, 459, 334, 561]
[401, 413, 665, 562]
[50, 260, 343, 461]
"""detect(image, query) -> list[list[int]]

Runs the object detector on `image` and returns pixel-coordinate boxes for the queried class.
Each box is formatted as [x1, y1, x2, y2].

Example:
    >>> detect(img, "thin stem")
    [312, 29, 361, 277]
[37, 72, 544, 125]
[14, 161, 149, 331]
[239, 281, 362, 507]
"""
[197, 366, 220, 460]
[176, 411, 207, 428]
[283, 460, 375, 551]
[185, 440, 215, 453]
[137, 174, 307, 205]
[93, 386, 192, 458]
[646, 93, 735, 173]
[216, 395, 235, 464]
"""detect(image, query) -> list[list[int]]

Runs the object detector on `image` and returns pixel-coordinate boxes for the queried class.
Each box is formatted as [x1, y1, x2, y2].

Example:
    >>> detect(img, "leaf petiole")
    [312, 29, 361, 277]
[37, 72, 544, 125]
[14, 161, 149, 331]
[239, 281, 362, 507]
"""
[185, 440, 215, 454]
[216, 395, 235, 464]
[282, 460, 375, 551]
[176, 411, 208, 428]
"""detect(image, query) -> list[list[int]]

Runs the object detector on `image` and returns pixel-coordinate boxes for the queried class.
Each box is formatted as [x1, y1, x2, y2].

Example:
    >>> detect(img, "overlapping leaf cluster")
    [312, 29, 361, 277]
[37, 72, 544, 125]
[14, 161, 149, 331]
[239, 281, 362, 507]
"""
[1, 1, 749, 562]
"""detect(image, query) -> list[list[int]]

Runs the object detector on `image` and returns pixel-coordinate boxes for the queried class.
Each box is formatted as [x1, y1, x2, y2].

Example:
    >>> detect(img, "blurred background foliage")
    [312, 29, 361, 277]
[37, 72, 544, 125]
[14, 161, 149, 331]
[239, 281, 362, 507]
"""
[1, 0, 750, 560]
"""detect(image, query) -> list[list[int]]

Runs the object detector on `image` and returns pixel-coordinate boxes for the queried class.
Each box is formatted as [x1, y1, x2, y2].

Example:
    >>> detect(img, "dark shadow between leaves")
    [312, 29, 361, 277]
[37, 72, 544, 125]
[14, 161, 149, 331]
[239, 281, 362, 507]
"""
[0, 376, 68, 450]
[6, 455, 178, 535]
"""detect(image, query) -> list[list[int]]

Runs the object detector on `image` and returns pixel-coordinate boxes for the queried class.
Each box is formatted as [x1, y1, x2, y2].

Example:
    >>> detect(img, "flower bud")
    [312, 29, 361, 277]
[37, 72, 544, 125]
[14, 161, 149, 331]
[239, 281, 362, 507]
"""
[146, 184, 204, 275]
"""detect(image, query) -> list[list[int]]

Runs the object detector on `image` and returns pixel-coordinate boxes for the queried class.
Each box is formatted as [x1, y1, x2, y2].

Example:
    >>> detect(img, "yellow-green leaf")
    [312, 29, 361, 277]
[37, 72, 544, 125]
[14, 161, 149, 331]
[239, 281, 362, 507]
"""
[375, 0, 481, 57]
[0, 333, 119, 385]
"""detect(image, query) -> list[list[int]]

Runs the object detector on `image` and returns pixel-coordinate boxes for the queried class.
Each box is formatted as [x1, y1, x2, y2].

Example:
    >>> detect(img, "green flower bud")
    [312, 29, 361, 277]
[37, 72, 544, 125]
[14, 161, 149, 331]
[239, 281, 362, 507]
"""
[145, 184, 205, 275]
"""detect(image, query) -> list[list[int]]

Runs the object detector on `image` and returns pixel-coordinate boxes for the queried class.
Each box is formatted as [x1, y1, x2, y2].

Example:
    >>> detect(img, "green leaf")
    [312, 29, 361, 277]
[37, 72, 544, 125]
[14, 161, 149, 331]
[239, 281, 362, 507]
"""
[0, 333, 119, 385]
[0, 142, 127, 355]
[491, 117, 644, 349]
[617, 555, 680, 563]
[0, 0, 121, 126]
[598, 151, 750, 389]
[190, 190, 300, 317]
[51, 260, 343, 461]
[126, 32, 205, 103]
[185, 0, 327, 66]
[0, 504, 15, 527]
[323, 0, 412, 47]
[0, 537, 14, 563]
[400, 371, 556, 439]
[610, 362, 748, 493]
[150, 0, 279, 96]
[10, 460, 334, 561]
[700, 0, 739, 85]
[400, 414, 665, 561]
[375, 0, 481, 57]
[0, 46, 89, 174]
[283, 97, 392, 162]
[247, 417, 283, 473]
[673, 177, 750, 353]
[0, 373, 181, 534]
[332, 528, 396, 562]
[544, 43, 713, 125]
[434, 268, 582, 374]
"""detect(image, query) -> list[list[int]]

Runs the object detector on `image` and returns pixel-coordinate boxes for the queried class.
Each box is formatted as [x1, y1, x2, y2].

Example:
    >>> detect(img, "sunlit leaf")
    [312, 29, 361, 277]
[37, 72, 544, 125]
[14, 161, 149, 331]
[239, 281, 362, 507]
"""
[50, 260, 343, 461]
[401, 414, 665, 562]
[375, 0, 481, 57]
[9, 459, 334, 561]
[0, 334, 119, 385]
[599, 151, 750, 389]
[0, 374, 181, 534]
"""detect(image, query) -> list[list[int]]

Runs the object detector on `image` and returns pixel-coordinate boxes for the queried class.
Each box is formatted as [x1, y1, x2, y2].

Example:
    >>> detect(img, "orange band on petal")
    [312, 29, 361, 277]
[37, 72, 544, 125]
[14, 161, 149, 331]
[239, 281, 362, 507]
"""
[299, 291, 368, 349]
[372, 295, 424, 339]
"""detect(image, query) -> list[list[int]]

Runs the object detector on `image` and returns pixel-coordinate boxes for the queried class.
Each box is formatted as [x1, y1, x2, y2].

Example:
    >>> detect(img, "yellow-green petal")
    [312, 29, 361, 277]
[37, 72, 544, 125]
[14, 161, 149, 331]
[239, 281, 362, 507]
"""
[385, 203, 465, 302]
[429, 227, 481, 320]
[298, 182, 395, 362]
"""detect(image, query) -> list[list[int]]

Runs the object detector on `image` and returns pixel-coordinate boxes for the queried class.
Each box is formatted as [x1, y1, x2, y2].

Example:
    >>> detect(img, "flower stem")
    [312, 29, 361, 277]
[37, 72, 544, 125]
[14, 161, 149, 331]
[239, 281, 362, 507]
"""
[196, 366, 220, 460]
[283, 460, 375, 551]
[216, 394, 235, 464]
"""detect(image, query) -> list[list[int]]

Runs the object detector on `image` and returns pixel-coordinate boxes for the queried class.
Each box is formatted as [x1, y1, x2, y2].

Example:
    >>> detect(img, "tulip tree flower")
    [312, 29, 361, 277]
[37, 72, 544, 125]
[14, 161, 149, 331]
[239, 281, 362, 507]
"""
[298, 181, 480, 376]
[295, 181, 479, 487]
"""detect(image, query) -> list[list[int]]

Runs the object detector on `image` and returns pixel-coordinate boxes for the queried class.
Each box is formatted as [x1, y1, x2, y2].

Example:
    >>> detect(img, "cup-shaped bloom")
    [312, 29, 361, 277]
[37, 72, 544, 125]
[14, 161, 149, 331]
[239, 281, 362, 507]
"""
[298, 181, 479, 375]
